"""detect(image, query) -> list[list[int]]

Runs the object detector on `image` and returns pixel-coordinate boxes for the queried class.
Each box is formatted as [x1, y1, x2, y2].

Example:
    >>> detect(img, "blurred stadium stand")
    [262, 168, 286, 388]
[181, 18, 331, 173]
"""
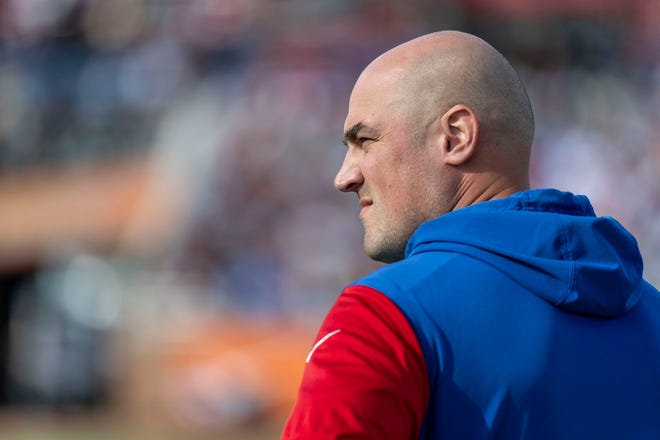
[0, 0, 657, 438]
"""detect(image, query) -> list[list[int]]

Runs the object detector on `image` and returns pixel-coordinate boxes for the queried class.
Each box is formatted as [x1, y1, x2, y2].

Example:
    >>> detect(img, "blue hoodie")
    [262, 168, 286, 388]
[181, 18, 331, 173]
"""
[355, 189, 660, 439]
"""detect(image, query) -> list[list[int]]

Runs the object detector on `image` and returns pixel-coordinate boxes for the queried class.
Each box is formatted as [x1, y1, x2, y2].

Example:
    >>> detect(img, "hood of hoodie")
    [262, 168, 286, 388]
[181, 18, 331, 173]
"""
[404, 189, 644, 318]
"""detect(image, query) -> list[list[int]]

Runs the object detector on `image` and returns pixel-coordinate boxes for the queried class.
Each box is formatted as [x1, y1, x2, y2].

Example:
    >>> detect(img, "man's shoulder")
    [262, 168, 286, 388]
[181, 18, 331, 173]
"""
[352, 250, 473, 296]
[351, 246, 521, 313]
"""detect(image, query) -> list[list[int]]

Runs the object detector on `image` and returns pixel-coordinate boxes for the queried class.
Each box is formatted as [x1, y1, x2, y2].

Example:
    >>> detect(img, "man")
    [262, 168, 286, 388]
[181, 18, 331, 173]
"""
[282, 31, 660, 439]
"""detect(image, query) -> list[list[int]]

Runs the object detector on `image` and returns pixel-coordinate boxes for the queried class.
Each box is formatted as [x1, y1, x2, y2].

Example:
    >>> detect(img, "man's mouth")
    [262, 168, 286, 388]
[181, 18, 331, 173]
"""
[359, 198, 373, 217]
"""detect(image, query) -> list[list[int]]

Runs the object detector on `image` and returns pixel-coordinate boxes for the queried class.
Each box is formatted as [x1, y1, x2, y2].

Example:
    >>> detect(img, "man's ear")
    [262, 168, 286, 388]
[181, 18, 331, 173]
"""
[437, 104, 479, 166]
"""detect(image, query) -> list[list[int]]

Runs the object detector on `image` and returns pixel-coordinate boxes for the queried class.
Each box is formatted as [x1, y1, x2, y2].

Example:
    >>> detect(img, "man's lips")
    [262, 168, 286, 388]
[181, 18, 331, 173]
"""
[359, 198, 373, 217]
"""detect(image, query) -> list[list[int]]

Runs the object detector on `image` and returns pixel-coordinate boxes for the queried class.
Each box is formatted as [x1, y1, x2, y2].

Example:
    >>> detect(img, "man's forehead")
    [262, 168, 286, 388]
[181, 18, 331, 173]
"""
[353, 62, 407, 97]
[344, 67, 407, 130]
[343, 111, 382, 133]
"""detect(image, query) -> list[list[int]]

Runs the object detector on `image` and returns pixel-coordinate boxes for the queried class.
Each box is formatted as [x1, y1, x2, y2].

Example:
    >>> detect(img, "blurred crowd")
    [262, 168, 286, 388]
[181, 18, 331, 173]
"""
[0, 0, 658, 436]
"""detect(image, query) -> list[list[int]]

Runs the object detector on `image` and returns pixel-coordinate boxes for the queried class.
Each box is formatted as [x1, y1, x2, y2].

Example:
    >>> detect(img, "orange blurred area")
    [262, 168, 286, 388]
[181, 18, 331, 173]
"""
[112, 313, 315, 439]
[0, 160, 175, 269]
[154, 318, 311, 429]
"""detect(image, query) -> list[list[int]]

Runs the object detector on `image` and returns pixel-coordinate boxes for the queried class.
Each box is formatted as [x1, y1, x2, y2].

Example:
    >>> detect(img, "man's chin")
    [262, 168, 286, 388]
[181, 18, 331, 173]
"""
[364, 238, 406, 264]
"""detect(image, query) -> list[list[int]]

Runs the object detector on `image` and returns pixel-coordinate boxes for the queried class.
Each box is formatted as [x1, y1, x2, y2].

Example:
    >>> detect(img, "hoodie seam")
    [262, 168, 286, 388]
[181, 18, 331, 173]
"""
[554, 213, 576, 306]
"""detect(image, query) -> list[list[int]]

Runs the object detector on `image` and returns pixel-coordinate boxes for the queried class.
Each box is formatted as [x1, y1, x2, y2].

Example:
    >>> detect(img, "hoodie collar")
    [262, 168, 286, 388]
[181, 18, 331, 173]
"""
[404, 189, 644, 317]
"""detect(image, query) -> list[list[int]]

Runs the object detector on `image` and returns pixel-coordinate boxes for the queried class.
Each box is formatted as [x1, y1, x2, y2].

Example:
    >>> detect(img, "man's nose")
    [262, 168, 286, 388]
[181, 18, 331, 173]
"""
[334, 152, 363, 192]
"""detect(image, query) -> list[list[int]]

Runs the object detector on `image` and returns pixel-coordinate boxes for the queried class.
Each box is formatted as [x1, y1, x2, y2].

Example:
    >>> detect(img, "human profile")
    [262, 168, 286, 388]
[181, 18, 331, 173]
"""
[282, 30, 660, 439]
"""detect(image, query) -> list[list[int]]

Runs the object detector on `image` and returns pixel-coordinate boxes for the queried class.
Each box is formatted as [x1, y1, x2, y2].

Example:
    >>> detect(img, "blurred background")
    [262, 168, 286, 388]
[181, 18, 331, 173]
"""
[0, 0, 658, 439]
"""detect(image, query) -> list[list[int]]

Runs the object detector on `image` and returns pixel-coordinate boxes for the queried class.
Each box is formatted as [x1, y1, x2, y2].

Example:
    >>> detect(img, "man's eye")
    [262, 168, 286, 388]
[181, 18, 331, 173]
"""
[359, 137, 374, 143]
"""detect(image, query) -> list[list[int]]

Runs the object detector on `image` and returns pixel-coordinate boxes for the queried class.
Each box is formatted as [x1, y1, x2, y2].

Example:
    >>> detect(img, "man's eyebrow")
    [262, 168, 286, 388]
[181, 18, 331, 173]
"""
[342, 122, 365, 146]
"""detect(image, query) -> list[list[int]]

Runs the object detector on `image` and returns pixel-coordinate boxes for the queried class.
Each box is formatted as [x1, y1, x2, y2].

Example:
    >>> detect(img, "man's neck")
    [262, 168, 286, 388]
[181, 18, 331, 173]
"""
[451, 173, 530, 211]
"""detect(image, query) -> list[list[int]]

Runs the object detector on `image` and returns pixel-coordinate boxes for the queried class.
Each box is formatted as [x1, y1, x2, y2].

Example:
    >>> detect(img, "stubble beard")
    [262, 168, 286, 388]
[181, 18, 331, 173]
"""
[362, 219, 414, 264]
[362, 203, 438, 263]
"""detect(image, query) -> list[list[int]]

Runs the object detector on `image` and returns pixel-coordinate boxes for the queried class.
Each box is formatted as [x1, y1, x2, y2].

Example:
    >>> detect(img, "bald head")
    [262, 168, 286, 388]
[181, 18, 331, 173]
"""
[356, 31, 534, 173]
[338, 31, 535, 262]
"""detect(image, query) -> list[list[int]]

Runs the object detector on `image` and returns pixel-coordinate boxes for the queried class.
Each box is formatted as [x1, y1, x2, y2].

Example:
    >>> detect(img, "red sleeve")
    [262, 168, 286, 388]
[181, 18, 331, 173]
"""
[281, 285, 429, 440]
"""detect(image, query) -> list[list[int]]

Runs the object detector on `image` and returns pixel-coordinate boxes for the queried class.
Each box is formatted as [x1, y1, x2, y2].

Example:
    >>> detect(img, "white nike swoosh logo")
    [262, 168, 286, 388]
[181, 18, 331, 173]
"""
[306, 329, 341, 363]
